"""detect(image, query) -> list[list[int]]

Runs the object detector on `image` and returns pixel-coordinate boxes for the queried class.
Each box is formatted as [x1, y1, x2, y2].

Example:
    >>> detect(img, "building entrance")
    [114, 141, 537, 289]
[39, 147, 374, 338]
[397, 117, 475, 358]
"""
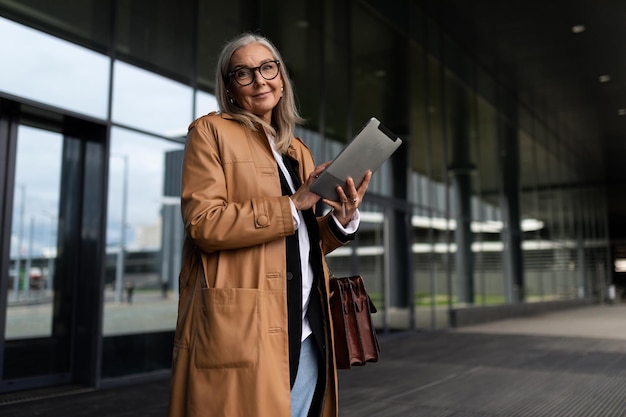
[0, 98, 107, 393]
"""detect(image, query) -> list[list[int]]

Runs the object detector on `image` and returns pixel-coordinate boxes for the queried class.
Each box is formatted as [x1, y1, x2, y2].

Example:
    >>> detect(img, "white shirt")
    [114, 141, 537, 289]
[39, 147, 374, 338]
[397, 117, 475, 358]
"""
[269, 137, 359, 341]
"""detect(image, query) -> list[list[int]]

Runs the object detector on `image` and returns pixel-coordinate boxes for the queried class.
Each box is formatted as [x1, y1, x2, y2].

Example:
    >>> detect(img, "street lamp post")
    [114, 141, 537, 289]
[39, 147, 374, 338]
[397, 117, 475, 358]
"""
[114, 155, 129, 303]
[12, 185, 26, 302]
[24, 216, 34, 299]
[45, 213, 56, 290]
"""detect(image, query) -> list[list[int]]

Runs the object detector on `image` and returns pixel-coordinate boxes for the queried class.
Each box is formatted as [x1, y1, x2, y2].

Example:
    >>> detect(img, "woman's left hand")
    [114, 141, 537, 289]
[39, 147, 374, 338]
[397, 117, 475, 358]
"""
[324, 171, 372, 227]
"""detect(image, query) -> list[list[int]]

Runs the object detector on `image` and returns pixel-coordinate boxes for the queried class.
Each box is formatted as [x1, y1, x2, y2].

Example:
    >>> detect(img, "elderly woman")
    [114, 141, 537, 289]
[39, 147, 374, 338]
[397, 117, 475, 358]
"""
[167, 32, 371, 417]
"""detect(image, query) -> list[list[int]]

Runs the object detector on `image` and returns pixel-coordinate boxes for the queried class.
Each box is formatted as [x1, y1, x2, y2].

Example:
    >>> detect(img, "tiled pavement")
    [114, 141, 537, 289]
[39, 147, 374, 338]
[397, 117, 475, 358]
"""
[1, 304, 625, 417]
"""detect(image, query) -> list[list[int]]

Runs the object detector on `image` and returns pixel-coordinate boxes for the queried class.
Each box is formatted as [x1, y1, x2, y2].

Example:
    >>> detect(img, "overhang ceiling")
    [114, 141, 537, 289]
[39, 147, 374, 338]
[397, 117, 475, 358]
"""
[422, 0, 626, 243]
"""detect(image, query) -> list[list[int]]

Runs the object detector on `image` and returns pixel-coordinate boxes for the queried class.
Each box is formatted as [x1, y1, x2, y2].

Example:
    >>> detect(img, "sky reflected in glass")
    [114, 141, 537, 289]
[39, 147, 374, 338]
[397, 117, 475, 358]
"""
[107, 127, 184, 250]
[0, 17, 109, 119]
[112, 61, 193, 137]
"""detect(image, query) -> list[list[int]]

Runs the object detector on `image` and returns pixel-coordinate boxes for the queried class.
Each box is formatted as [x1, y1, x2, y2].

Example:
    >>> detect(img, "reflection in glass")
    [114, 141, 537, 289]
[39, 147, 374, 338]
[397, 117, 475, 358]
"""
[195, 90, 219, 119]
[259, 0, 322, 130]
[115, 0, 194, 84]
[6, 125, 62, 339]
[351, 4, 397, 136]
[112, 60, 193, 137]
[104, 127, 184, 336]
[196, 0, 242, 90]
[0, 17, 109, 119]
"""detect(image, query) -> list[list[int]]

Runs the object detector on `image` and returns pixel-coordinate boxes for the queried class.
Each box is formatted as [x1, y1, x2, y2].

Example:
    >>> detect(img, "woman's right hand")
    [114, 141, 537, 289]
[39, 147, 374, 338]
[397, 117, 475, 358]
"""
[290, 161, 332, 211]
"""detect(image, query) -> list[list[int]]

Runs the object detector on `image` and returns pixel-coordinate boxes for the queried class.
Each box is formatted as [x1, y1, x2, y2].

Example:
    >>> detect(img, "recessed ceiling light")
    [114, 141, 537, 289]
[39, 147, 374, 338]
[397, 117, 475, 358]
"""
[572, 24, 586, 33]
[296, 20, 309, 29]
[618, 108, 626, 116]
[599, 74, 611, 83]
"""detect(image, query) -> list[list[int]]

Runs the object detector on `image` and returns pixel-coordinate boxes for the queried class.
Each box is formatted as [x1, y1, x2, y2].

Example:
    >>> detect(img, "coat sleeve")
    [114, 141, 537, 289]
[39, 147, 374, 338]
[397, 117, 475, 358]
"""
[181, 117, 295, 253]
[317, 213, 353, 255]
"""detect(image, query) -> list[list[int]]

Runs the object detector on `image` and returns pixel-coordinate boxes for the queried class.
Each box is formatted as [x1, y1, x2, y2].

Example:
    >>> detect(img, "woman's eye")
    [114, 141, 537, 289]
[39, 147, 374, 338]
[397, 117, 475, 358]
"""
[236, 69, 251, 78]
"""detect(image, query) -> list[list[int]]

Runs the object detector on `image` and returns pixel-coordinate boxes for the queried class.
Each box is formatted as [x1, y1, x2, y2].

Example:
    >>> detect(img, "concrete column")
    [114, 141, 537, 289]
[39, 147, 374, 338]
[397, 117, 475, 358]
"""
[449, 83, 474, 304]
[498, 91, 524, 303]
[451, 169, 474, 304]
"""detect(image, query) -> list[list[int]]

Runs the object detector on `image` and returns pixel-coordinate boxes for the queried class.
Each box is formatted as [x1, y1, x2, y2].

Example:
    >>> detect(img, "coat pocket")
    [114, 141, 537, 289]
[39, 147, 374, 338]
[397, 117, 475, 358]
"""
[194, 288, 259, 369]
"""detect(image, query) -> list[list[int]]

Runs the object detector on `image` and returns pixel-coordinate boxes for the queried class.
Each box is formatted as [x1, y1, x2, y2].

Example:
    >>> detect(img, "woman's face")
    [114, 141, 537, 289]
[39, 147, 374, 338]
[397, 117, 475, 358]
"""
[228, 43, 283, 124]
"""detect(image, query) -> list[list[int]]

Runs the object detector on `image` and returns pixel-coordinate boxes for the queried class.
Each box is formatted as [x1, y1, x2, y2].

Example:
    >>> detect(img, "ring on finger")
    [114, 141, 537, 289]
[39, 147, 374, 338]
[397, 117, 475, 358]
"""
[351, 198, 358, 203]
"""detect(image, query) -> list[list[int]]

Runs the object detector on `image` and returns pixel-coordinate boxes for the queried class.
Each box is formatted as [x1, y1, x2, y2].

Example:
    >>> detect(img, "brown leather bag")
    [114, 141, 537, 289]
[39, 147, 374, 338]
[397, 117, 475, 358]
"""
[329, 275, 380, 369]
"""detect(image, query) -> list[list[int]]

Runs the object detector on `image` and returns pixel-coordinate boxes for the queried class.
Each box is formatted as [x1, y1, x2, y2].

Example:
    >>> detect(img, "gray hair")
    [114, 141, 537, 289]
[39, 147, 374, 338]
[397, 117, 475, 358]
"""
[215, 32, 303, 153]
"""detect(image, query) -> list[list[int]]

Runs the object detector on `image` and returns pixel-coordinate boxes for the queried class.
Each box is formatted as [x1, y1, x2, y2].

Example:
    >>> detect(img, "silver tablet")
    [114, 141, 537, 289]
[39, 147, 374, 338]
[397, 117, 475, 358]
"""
[310, 117, 402, 201]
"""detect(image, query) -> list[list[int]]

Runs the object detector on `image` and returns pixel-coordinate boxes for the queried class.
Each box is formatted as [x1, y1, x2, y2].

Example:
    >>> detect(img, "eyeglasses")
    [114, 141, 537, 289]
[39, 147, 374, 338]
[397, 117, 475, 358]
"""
[228, 60, 281, 86]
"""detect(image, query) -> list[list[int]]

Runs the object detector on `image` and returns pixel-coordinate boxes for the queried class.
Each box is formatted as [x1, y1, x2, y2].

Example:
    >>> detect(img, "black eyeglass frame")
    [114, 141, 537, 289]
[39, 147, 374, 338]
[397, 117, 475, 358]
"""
[227, 60, 281, 86]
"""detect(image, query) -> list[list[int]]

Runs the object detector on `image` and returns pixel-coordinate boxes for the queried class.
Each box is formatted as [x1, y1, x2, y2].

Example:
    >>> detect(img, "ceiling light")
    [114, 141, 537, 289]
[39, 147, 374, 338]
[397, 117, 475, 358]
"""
[618, 108, 626, 116]
[571, 24, 586, 33]
[599, 74, 611, 83]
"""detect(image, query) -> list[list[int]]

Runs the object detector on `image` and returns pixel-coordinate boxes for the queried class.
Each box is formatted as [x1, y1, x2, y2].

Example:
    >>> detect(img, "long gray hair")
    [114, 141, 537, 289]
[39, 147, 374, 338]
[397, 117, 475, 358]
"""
[215, 32, 303, 153]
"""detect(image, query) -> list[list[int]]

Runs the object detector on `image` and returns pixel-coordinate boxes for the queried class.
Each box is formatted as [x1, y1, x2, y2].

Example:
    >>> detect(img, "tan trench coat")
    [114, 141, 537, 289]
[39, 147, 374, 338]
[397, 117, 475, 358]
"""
[168, 113, 344, 417]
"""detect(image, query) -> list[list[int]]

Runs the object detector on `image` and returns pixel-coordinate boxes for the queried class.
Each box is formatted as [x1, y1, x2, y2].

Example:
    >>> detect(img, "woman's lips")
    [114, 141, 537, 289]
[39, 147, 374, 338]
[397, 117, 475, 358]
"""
[254, 91, 271, 98]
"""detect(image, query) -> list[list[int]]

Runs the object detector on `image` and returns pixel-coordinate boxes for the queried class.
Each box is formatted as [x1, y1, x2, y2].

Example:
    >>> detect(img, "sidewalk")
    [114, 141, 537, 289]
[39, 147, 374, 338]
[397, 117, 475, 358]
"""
[339, 304, 626, 417]
[1, 304, 625, 416]
[455, 303, 626, 340]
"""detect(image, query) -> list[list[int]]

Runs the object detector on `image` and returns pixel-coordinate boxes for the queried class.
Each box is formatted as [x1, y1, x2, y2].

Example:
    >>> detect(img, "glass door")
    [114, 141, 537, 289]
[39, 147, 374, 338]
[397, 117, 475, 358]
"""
[3, 124, 67, 383]
[7, 125, 61, 331]
[0, 100, 107, 393]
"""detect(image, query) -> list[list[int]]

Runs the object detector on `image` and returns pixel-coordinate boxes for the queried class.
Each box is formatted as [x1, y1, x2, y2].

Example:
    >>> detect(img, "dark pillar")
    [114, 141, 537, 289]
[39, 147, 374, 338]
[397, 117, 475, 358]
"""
[390, 147, 410, 308]
[451, 171, 474, 303]
[449, 84, 474, 304]
[498, 90, 524, 303]
[384, 36, 411, 310]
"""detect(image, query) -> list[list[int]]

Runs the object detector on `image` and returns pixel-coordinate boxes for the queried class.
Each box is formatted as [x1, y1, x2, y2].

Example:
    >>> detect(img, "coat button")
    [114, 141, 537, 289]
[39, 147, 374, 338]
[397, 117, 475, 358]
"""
[257, 215, 268, 226]
[286, 272, 293, 280]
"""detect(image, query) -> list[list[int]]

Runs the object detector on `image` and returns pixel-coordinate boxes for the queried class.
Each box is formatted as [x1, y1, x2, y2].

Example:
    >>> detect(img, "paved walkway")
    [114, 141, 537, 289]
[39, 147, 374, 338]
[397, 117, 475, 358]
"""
[1, 304, 625, 416]
[339, 304, 626, 417]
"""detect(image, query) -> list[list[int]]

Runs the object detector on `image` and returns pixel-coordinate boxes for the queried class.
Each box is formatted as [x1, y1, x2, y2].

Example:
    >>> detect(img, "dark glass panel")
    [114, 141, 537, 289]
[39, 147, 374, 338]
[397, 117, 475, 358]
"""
[196, 0, 241, 92]
[0, 0, 111, 52]
[101, 332, 173, 378]
[259, 0, 323, 132]
[323, 0, 350, 142]
[116, 0, 194, 84]
[352, 3, 406, 135]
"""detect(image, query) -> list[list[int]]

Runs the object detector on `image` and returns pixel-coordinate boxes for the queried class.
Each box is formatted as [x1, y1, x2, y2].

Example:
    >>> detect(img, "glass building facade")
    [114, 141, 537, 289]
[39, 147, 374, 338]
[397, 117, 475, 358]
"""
[0, 0, 609, 394]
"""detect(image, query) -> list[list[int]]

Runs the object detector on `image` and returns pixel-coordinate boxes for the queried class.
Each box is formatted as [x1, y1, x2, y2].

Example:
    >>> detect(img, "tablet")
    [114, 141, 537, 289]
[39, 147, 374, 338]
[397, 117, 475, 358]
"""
[310, 117, 402, 201]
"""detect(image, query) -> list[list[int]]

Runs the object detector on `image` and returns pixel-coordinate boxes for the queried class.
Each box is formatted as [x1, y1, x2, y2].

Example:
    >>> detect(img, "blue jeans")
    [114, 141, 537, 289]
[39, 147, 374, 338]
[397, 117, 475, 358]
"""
[290, 336, 319, 417]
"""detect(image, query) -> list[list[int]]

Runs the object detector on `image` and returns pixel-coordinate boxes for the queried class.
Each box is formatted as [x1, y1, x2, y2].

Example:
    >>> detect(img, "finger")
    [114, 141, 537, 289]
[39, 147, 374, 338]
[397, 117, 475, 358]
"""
[343, 177, 358, 196]
[358, 171, 372, 188]
[357, 171, 372, 196]
[312, 161, 332, 176]
[344, 182, 358, 204]
[312, 161, 332, 178]
[335, 185, 348, 204]
[322, 198, 341, 211]
[323, 198, 347, 219]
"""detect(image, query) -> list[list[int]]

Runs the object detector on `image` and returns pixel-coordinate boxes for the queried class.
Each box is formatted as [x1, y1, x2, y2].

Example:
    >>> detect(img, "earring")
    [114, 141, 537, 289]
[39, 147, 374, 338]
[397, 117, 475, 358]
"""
[280, 86, 284, 97]
[229, 97, 234, 104]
